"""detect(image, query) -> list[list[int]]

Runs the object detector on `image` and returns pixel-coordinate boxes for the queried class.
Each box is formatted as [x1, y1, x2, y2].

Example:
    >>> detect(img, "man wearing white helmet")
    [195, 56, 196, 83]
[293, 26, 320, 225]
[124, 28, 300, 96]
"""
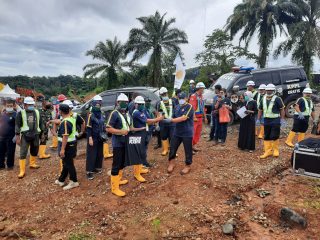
[256, 84, 267, 139]
[106, 93, 132, 197]
[286, 88, 315, 147]
[131, 96, 163, 181]
[15, 96, 44, 178]
[257, 84, 286, 159]
[189, 80, 196, 96]
[156, 87, 176, 156]
[246, 81, 258, 100]
[189, 82, 207, 152]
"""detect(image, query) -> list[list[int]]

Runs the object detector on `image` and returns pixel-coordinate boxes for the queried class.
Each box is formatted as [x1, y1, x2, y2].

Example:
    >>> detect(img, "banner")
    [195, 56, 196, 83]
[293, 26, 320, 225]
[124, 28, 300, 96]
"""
[173, 53, 186, 89]
[125, 130, 146, 166]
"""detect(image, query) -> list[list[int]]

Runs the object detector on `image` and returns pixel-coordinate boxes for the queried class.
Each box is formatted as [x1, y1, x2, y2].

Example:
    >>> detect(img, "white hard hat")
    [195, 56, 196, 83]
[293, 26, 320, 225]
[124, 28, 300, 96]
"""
[258, 84, 267, 90]
[117, 93, 129, 102]
[246, 81, 255, 87]
[159, 87, 168, 95]
[303, 88, 312, 94]
[93, 95, 102, 101]
[134, 96, 145, 104]
[196, 82, 206, 89]
[24, 97, 35, 105]
[265, 84, 276, 91]
[189, 80, 195, 84]
[62, 100, 74, 109]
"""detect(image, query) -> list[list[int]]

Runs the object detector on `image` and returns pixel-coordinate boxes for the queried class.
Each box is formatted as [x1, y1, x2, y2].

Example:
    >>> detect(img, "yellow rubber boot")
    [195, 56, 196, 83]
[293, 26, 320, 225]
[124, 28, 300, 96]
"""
[258, 126, 264, 139]
[50, 136, 58, 148]
[111, 175, 126, 197]
[18, 159, 26, 179]
[161, 139, 169, 156]
[140, 165, 149, 174]
[260, 141, 273, 159]
[103, 143, 113, 158]
[273, 139, 280, 157]
[39, 145, 51, 159]
[119, 170, 128, 185]
[134, 165, 146, 182]
[59, 159, 63, 173]
[298, 133, 305, 142]
[285, 131, 296, 147]
[29, 155, 40, 169]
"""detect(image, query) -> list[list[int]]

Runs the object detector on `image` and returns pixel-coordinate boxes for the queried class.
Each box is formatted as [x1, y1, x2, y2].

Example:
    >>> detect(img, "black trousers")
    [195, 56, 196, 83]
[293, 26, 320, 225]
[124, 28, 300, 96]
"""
[20, 134, 39, 159]
[160, 123, 174, 141]
[264, 124, 280, 141]
[292, 117, 309, 133]
[58, 142, 77, 182]
[155, 129, 161, 146]
[209, 115, 217, 140]
[111, 147, 126, 176]
[0, 138, 16, 168]
[86, 138, 104, 173]
[141, 132, 152, 166]
[168, 136, 193, 165]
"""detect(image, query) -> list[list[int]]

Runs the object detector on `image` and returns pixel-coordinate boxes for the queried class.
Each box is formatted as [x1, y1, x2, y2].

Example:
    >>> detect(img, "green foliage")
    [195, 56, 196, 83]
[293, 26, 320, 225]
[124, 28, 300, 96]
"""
[195, 29, 257, 85]
[274, 0, 320, 79]
[0, 75, 96, 98]
[226, 0, 286, 68]
[125, 11, 188, 87]
[83, 37, 126, 89]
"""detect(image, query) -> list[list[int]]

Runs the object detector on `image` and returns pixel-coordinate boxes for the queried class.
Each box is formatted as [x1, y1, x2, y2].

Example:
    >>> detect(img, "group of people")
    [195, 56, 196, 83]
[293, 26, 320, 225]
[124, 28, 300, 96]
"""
[0, 79, 316, 197]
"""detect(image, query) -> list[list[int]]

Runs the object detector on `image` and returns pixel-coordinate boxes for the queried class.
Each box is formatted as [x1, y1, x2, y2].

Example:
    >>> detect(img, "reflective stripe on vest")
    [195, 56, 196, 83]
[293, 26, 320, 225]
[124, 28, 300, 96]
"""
[160, 99, 173, 119]
[113, 110, 131, 131]
[257, 93, 262, 104]
[294, 97, 313, 116]
[133, 109, 149, 131]
[58, 117, 76, 142]
[72, 112, 79, 135]
[195, 94, 204, 115]
[252, 90, 258, 99]
[21, 109, 41, 133]
[263, 95, 280, 118]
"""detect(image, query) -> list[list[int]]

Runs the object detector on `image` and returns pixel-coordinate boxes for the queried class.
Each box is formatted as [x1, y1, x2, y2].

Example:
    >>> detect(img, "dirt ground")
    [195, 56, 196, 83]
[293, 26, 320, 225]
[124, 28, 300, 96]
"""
[0, 123, 320, 240]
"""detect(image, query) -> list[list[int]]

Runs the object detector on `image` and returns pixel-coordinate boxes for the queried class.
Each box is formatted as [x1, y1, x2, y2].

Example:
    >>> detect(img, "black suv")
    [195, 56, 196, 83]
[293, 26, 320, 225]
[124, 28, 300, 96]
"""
[73, 87, 160, 120]
[203, 66, 312, 123]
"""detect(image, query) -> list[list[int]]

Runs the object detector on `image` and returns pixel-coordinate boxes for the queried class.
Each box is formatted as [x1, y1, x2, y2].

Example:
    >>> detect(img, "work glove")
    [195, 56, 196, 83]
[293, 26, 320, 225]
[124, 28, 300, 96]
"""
[298, 112, 305, 120]
[256, 119, 261, 126]
[281, 119, 287, 128]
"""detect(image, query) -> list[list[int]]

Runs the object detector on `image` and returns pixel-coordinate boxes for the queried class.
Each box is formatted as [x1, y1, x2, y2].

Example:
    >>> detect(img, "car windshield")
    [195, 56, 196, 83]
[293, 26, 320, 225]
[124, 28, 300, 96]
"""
[209, 73, 239, 90]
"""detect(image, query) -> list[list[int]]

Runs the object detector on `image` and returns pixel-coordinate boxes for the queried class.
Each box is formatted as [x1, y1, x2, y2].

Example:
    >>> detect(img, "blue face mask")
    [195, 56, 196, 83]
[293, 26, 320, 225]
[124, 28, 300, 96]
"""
[244, 96, 249, 101]
[179, 99, 186, 105]
[162, 96, 169, 101]
[27, 106, 35, 111]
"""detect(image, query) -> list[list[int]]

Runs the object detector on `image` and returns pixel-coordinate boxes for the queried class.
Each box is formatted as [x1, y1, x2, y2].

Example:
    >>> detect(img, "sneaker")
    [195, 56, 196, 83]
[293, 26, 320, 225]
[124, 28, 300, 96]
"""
[93, 169, 102, 174]
[86, 172, 94, 180]
[63, 181, 79, 190]
[54, 180, 65, 187]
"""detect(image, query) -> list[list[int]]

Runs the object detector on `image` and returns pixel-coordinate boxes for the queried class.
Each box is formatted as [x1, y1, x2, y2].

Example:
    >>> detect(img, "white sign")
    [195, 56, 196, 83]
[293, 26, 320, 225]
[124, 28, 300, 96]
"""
[173, 53, 186, 89]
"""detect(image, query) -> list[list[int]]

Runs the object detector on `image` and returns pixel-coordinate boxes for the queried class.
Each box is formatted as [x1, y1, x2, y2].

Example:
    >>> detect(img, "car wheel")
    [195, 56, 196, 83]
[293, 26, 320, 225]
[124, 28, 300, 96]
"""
[285, 100, 296, 118]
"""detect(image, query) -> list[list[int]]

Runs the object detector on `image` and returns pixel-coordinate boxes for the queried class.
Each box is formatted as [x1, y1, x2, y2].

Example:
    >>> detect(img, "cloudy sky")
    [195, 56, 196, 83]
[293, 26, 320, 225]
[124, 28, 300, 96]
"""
[0, 0, 301, 77]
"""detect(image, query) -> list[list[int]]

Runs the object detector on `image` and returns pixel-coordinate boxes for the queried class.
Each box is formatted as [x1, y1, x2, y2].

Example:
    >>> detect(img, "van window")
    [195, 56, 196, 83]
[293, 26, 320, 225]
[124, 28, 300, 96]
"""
[102, 94, 117, 106]
[271, 71, 281, 85]
[253, 72, 273, 86]
[281, 69, 302, 83]
[234, 77, 252, 90]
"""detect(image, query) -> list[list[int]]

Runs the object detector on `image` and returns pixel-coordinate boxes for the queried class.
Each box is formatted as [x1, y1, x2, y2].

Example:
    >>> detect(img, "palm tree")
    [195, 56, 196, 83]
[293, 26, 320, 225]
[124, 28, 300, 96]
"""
[226, 0, 287, 68]
[274, 0, 320, 78]
[125, 11, 188, 87]
[83, 37, 125, 89]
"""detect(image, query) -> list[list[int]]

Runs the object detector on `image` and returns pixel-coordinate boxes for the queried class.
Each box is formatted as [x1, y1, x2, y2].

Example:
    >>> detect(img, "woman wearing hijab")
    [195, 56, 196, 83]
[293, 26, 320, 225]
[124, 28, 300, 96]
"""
[238, 91, 258, 152]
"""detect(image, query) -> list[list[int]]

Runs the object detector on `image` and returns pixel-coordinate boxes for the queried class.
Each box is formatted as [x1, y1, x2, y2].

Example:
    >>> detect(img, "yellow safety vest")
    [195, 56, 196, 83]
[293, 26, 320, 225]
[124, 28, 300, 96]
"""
[58, 117, 77, 142]
[160, 99, 173, 119]
[21, 109, 41, 133]
[263, 95, 280, 118]
[295, 97, 313, 116]
[108, 110, 131, 131]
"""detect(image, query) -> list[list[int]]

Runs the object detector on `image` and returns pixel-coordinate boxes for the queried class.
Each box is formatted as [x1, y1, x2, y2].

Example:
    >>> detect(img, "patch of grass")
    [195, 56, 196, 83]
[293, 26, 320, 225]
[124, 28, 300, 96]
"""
[69, 232, 95, 240]
[151, 218, 161, 239]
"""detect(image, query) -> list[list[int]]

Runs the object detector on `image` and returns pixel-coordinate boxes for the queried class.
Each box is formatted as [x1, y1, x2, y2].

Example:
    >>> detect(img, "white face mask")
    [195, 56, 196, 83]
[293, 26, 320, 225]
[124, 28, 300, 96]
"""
[6, 107, 14, 112]
[179, 99, 186, 105]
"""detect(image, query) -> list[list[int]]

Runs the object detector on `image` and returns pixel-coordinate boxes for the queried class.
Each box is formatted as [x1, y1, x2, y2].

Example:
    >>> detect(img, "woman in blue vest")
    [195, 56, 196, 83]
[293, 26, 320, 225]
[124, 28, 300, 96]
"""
[132, 96, 163, 171]
[257, 84, 286, 159]
[167, 92, 194, 175]
[86, 95, 106, 180]
[285, 87, 315, 147]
